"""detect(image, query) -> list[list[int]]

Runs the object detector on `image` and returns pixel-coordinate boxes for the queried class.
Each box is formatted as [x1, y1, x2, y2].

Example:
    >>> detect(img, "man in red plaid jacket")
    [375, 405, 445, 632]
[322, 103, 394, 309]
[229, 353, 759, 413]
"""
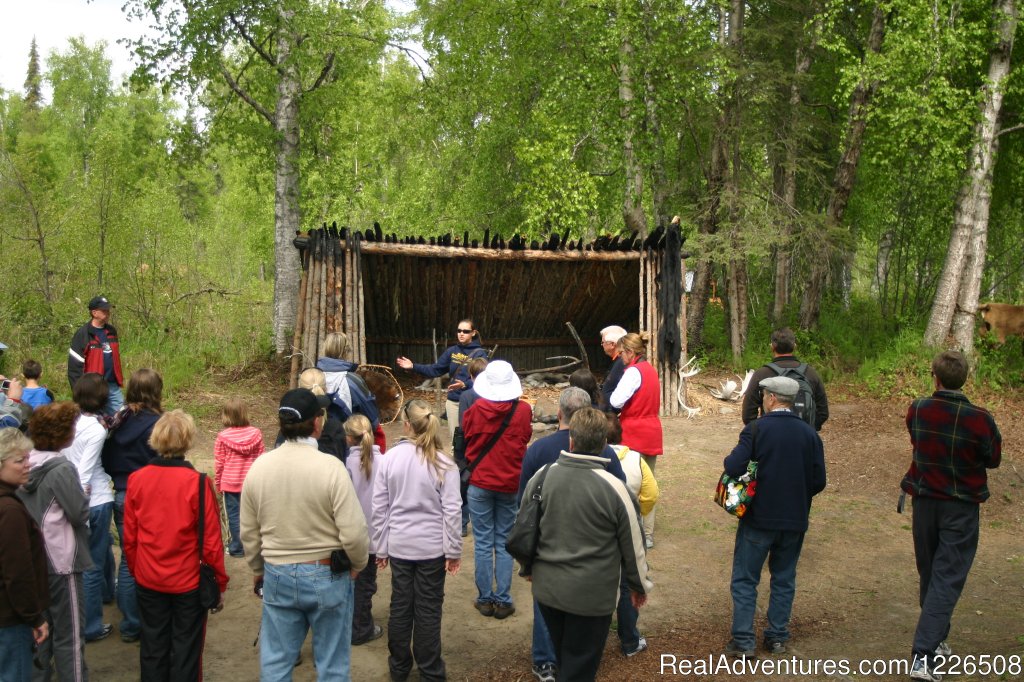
[901, 350, 1001, 681]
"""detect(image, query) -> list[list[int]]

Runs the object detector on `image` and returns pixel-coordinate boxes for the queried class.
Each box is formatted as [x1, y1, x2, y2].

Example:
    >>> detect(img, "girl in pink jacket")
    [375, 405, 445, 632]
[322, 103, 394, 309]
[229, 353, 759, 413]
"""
[213, 399, 264, 557]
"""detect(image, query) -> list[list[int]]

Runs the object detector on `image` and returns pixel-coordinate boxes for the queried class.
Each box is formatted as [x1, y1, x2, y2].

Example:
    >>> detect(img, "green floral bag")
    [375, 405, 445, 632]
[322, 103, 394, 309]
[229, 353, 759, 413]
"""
[713, 421, 759, 518]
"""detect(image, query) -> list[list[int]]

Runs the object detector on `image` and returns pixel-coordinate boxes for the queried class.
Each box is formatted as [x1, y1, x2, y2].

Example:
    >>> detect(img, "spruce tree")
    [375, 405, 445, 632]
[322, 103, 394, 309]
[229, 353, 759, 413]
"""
[24, 37, 43, 111]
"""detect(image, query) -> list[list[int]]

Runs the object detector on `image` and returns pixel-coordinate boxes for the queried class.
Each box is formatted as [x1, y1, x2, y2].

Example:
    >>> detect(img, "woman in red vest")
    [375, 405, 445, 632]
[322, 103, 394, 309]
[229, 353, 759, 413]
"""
[609, 332, 662, 548]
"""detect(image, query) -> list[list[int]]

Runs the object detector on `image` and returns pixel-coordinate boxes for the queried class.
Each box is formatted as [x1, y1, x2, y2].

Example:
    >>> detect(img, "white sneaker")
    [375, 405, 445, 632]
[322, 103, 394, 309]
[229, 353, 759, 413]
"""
[910, 656, 942, 682]
[645, 536, 654, 549]
[531, 663, 556, 682]
[934, 641, 951, 658]
[625, 637, 648, 657]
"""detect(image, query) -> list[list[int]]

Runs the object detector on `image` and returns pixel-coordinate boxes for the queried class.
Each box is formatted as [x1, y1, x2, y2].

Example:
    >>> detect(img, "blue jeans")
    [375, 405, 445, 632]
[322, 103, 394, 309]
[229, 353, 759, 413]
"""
[84, 502, 114, 639]
[113, 489, 141, 638]
[0, 624, 33, 682]
[223, 492, 243, 556]
[531, 598, 556, 666]
[106, 384, 124, 416]
[730, 523, 805, 650]
[617, 577, 642, 653]
[261, 562, 354, 682]
[467, 485, 517, 606]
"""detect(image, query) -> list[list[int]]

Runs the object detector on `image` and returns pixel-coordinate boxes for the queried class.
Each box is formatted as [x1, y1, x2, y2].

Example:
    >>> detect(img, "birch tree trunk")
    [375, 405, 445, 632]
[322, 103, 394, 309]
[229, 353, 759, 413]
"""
[272, 12, 304, 355]
[951, 158, 996, 349]
[620, 37, 648, 235]
[925, 0, 1017, 347]
[799, 4, 888, 329]
[944, 0, 1018, 351]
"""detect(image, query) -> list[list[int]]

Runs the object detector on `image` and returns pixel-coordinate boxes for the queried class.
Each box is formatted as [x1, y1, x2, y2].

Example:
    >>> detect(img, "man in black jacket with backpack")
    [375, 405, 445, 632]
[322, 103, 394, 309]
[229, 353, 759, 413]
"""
[741, 327, 829, 431]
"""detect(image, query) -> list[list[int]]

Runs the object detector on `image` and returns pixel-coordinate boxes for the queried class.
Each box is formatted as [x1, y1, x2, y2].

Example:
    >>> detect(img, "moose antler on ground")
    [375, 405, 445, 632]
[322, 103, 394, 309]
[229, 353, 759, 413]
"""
[677, 356, 700, 418]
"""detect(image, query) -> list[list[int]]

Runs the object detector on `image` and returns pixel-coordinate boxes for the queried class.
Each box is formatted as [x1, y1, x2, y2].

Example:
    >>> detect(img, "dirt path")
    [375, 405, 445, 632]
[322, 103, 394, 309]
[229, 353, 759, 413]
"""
[83, 369, 1023, 680]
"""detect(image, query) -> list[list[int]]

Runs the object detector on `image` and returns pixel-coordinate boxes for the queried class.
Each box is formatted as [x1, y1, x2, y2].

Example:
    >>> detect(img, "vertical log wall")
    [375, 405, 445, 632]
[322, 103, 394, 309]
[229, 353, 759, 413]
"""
[289, 229, 368, 387]
[292, 227, 686, 417]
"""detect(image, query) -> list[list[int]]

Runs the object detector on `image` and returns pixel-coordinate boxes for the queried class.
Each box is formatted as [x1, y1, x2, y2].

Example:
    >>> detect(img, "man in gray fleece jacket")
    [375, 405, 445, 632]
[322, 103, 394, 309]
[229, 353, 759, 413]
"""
[529, 407, 653, 681]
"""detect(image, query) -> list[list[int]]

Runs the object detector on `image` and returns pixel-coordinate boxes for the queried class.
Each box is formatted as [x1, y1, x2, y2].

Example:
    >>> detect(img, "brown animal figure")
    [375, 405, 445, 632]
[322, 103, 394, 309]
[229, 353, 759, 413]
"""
[977, 302, 1024, 343]
[358, 366, 403, 423]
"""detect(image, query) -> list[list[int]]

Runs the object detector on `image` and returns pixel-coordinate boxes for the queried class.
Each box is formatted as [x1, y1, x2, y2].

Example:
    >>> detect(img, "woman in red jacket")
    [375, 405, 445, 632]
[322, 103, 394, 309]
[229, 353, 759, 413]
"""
[609, 332, 662, 548]
[124, 410, 228, 681]
[462, 360, 532, 619]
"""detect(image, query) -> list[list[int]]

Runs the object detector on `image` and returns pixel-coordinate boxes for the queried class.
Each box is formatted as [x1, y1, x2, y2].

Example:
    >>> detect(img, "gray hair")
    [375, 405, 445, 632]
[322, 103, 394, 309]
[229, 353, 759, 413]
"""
[600, 325, 627, 344]
[559, 387, 592, 421]
[0, 428, 32, 463]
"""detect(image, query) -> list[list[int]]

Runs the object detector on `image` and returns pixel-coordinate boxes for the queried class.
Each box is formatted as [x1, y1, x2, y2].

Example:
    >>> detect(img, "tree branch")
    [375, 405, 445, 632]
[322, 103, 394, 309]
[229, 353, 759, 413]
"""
[170, 287, 239, 305]
[229, 13, 280, 72]
[219, 64, 275, 124]
[305, 52, 335, 93]
[997, 122, 1024, 138]
[386, 41, 431, 81]
[324, 29, 432, 81]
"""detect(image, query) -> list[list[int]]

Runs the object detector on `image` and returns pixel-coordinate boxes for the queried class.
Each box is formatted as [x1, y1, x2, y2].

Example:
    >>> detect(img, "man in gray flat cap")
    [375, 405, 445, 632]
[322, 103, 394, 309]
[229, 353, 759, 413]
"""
[722, 375, 826, 660]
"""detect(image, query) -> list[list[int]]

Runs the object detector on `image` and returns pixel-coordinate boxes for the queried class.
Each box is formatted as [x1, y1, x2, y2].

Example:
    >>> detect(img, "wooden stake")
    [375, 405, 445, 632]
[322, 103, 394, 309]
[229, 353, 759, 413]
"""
[290, 258, 310, 388]
[355, 244, 366, 364]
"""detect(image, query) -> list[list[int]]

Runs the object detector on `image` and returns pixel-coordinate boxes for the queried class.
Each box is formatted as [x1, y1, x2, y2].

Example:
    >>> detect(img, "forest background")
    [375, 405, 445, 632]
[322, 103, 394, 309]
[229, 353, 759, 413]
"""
[2, 0, 1023, 402]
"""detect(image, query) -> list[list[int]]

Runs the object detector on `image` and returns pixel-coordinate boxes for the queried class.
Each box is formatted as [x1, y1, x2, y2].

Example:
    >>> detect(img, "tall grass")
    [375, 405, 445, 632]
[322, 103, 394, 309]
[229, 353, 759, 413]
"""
[0, 291, 274, 403]
[693, 295, 1021, 396]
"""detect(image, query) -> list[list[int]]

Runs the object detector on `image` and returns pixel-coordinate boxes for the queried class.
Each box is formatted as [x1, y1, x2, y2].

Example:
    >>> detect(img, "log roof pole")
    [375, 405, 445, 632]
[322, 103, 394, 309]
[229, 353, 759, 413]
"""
[295, 237, 643, 261]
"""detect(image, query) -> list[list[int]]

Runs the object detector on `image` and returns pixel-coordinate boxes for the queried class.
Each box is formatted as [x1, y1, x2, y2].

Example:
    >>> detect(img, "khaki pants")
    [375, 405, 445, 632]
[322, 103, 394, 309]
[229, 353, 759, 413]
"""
[445, 399, 460, 442]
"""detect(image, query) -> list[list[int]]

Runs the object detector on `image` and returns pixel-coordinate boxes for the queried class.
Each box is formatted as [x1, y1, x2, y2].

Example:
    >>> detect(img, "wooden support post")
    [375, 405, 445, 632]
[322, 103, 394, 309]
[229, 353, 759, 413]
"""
[290, 263, 309, 389]
[317, 231, 328, 358]
[355, 245, 366, 364]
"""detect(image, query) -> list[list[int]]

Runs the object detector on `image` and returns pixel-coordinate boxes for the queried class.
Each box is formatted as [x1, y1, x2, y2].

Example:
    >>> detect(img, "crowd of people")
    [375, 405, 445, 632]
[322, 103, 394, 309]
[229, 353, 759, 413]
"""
[0, 297, 1004, 682]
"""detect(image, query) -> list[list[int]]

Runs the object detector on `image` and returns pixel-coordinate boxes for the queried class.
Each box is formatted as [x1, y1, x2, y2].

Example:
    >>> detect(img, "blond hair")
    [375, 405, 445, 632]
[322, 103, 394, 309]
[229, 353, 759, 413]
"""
[298, 368, 328, 396]
[149, 409, 196, 458]
[344, 414, 375, 479]
[322, 332, 349, 360]
[0, 428, 32, 463]
[402, 399, 448, 481]
[618, 331, 649, 358]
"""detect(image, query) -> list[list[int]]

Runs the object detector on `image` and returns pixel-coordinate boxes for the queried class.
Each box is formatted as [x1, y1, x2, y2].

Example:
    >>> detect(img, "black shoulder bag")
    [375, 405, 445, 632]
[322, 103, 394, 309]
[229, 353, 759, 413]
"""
[506, 463, 554, 576]
[458, 401, 518, 502]
[197, 473, 221, 610]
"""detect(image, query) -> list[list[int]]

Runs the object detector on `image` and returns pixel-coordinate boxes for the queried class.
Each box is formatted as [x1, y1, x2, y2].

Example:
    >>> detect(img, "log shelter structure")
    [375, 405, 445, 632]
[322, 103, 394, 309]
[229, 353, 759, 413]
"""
[291, 225, 690, 417]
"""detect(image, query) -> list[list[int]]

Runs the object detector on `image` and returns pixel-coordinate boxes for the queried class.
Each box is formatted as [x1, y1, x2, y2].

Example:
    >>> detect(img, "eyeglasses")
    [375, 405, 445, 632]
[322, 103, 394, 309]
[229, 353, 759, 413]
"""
[457, 328, 474, 334]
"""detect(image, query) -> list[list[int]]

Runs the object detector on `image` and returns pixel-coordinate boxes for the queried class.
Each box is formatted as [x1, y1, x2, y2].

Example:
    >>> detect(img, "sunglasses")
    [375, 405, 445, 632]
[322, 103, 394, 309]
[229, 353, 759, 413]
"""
[457, 328, 474, 334]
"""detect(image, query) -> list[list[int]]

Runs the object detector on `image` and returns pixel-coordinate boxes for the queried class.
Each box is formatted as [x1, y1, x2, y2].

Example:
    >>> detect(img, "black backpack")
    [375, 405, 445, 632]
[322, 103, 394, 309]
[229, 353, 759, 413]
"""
[766, 362, 816, 428]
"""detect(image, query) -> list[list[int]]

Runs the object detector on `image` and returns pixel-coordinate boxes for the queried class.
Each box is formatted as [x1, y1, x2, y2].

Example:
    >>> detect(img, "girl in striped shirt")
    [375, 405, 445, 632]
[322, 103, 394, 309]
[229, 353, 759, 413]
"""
[213, 398, 265, 557]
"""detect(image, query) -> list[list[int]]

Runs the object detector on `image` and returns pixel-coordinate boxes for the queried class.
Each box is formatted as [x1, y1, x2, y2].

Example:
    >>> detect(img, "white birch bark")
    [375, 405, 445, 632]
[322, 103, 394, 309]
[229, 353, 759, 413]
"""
[925, 0, 1017, 348]
[272, 9, 304, 355]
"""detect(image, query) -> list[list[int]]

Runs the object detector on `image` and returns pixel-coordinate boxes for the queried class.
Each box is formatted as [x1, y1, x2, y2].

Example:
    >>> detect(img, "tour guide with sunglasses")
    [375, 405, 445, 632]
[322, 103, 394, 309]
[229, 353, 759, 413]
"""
[241, 388, 369, 680]
[396, 318, 488, 439]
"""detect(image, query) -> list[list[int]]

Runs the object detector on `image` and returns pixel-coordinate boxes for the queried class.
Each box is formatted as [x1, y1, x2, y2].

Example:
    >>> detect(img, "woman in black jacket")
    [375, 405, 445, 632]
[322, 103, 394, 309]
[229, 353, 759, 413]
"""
[101, 368, 163, 644]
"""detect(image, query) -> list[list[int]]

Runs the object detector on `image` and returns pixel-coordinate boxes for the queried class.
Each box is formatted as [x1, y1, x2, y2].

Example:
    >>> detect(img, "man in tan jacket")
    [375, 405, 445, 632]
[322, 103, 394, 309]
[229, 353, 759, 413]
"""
[242, 388, 369, 681]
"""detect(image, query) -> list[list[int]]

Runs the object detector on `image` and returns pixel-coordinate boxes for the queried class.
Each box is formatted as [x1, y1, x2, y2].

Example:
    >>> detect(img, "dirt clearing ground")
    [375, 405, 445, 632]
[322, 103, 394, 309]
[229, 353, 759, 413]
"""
[84, 366, 1023, 680]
